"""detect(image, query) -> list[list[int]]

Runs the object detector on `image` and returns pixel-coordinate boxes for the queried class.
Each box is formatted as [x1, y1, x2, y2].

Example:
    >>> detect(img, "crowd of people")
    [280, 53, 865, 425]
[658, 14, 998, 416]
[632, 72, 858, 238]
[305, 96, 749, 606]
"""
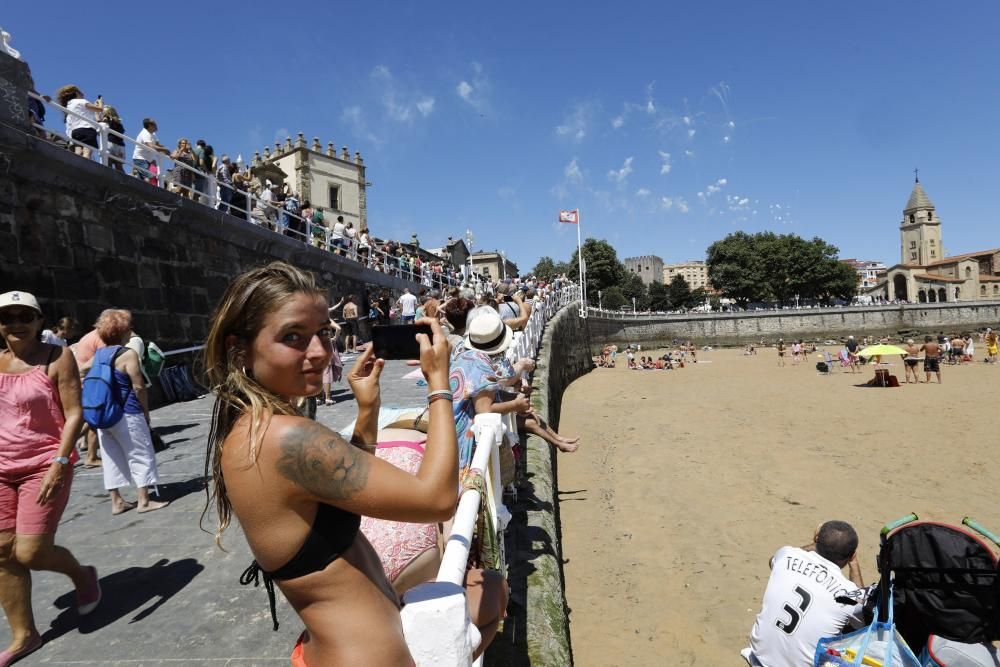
[595, 341, 701, 370]
[0, 268, 576, 664]
[31, 86, 462, 289]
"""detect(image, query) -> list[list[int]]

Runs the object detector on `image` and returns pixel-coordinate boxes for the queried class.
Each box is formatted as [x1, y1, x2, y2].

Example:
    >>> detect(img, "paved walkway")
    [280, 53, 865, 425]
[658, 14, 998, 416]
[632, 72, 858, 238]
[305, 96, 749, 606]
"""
[4, 356, 431, 666]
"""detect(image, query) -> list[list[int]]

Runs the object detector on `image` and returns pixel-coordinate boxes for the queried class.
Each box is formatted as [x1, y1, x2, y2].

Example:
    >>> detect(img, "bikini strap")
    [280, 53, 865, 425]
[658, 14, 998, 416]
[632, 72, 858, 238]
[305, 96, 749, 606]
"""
[44, 345, 59, 374]
[240, 560, 280, 631]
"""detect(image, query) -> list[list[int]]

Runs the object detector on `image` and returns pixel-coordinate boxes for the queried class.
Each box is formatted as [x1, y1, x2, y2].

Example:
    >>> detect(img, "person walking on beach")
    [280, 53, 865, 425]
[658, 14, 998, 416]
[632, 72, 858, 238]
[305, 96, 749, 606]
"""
[985, 328, 998, 363]
[0, 291, 102, 665]
[776, 339, 785, 367]
[920, 335, 942, 383]
[903, 339, 920, 384]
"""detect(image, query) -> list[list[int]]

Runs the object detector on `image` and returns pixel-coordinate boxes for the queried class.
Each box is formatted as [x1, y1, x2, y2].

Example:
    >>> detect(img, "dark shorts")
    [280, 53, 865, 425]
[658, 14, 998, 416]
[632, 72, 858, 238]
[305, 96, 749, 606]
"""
[342, 319, 357, 337]
[924, 357, 940, 373]
[71, 127, 99, 148]
[905, 358, 919, 367]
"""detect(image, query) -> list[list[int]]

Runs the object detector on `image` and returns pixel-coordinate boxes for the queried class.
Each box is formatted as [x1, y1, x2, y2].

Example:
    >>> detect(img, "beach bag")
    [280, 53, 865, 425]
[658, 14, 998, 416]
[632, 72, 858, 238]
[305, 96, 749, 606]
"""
[815, 593, 921, 667]
[82, 346, 127, 429]
[816, 361, 829, 373]
[142, 340, 165, 378]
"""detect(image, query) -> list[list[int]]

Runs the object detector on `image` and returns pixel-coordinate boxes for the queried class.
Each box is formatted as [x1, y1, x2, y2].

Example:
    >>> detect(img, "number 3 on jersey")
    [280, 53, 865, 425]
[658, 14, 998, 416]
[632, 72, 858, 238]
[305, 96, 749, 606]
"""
[776, 586, 812, 634]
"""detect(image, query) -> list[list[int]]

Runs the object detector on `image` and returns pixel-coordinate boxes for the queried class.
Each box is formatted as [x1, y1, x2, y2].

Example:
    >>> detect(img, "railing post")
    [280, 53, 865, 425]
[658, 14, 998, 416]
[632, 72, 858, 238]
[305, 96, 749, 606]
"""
[98, 122, 109, 166]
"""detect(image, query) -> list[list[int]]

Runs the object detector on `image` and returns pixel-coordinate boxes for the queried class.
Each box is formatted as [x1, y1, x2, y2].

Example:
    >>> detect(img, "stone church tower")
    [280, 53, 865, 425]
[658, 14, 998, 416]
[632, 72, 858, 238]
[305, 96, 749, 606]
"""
[899, 177, 942, 265]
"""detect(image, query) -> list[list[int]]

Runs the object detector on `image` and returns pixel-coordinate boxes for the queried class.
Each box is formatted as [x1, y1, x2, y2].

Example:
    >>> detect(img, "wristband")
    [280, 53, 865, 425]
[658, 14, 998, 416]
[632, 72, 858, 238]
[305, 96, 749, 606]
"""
[427, 390, 453, 405]
[52, 456, 70, 465]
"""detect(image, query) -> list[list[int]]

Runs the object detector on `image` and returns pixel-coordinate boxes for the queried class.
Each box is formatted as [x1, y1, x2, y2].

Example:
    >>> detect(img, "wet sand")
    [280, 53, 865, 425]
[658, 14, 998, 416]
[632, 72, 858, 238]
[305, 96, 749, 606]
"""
[557, 348, 999, 665]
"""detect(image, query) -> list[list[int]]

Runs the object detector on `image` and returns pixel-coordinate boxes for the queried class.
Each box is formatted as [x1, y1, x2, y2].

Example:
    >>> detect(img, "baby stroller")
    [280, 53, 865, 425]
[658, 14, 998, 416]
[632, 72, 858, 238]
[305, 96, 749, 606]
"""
[875, 514, 1000, 666]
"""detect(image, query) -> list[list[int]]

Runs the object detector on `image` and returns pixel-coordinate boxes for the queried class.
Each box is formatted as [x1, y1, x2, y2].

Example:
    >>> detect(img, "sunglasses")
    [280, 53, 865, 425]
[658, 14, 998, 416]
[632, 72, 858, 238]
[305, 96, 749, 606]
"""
[0, 311, 39, 325]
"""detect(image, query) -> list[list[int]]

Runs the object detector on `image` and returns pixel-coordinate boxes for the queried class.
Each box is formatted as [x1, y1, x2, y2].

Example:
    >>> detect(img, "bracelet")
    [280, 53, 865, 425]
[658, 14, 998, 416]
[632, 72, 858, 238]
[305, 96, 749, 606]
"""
[427, 390, 453, 404]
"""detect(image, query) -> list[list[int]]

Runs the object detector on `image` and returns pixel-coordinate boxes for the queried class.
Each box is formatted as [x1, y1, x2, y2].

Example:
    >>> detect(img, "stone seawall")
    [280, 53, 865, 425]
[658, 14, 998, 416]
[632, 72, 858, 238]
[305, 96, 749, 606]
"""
[0, 52, 425, 352]
[500, 304, 593, 666]
[585, 303, 1000, 350]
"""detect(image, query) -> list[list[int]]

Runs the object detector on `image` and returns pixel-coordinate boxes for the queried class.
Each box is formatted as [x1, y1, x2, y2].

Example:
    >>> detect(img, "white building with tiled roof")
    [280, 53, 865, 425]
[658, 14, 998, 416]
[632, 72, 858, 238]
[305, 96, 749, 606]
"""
[878, 178, 1000, 302]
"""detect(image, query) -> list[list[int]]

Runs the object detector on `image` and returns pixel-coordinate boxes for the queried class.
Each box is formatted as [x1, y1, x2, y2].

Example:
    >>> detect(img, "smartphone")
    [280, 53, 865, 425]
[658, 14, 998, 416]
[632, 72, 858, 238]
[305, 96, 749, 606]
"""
[371, 324, 432, 360]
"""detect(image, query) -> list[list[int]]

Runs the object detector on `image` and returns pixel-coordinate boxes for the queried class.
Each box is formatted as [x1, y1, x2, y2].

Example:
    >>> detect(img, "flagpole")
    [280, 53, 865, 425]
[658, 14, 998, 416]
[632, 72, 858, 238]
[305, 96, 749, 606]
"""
[577, 209, 585, 318]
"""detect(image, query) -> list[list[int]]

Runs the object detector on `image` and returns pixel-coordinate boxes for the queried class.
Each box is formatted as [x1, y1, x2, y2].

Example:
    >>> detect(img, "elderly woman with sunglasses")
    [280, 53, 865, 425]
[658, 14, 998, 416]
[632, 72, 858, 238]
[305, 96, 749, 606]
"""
[0, 292, 101, 666]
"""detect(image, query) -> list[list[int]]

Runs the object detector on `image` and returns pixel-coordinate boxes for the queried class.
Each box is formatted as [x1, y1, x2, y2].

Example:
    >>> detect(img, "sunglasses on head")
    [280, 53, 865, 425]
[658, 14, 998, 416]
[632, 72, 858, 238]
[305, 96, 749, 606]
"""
[0, 311, 39, 325]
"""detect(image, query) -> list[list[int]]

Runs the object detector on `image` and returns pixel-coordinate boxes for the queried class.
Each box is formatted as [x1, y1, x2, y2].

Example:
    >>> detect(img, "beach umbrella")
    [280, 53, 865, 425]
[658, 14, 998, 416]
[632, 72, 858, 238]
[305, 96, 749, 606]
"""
[858, 344, 908, 357]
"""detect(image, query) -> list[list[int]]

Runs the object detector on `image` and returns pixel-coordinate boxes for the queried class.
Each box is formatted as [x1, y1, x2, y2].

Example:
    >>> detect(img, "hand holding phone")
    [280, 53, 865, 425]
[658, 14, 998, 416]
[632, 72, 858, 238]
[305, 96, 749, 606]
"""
[371, 324, 433, 361]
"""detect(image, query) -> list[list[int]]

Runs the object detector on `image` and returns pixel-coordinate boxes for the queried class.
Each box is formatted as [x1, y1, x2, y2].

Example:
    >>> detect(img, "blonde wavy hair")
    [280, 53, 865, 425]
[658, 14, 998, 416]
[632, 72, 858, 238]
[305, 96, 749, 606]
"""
[200, 261, 325, 547]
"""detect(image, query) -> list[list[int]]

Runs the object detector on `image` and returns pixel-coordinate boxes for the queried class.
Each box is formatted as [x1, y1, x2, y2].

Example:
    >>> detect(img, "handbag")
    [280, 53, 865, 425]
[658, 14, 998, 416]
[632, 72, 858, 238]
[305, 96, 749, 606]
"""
[815, 589, 921, 667]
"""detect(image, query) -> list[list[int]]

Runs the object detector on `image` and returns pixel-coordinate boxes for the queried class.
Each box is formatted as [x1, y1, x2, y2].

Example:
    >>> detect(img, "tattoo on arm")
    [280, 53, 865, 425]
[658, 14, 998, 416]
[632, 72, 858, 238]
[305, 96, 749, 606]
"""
[277, 423, 371, 501]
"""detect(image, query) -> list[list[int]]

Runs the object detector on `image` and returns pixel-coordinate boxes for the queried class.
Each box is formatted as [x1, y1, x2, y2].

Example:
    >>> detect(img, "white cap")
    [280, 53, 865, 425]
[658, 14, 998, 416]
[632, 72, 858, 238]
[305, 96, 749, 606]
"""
[0, 291, 42, 315]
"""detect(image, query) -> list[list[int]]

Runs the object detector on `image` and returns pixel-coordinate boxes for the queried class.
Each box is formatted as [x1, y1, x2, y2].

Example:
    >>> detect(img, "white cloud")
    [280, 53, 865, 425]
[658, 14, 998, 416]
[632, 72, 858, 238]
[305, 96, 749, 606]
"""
[564, 158, 583, 184]
[456, 62, 491, 112]
[556, 103, 592, 142]
[611, 115, 624, 129]
[636, 188, 651, 198]
[661, 196, 689, 213]
[647, 100, 656, 114]
[608, 157, 634, 183]
[727, 120, 736, 128]
[340, 106, 382, 147]
[371, 65, 435, 123]
[717, 178, 727, 185]
[683, 116, 692, 126]
[684, 149, 696, 158]
[658, 150, 672, 175]
[688, 129, 696, 138]
[707, 184, 721, 194]
[416, 97, 435, 116]
[723, 135, 731, 143]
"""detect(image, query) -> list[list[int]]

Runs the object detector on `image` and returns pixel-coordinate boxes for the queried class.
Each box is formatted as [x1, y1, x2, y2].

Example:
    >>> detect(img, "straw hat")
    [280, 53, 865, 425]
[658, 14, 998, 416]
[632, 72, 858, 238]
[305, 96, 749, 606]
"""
[465, 309, 513, 355]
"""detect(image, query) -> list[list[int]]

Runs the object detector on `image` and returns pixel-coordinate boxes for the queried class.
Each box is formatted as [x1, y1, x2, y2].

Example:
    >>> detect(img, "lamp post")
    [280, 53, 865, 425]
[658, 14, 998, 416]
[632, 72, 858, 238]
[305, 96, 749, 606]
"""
[598, 290, 602, 311]
[632, 297, 636, 314]
[465, 228, 475, 283]
[500, 250, 507, 280]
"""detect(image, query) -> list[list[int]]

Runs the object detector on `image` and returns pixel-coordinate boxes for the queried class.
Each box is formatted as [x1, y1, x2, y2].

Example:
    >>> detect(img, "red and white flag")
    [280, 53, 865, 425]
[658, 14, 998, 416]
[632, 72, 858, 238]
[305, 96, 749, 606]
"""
[558, 209, 579, 224]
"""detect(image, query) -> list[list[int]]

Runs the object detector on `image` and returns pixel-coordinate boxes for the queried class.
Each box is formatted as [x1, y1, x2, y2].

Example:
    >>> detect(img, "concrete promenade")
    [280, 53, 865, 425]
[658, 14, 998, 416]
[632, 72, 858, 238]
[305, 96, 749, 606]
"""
[1, 356, 429, 666]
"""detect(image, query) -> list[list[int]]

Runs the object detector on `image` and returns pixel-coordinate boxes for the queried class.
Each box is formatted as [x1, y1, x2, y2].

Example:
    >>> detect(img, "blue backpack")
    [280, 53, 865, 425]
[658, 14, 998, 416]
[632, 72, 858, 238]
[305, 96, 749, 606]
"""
[82, 346, 128, 429]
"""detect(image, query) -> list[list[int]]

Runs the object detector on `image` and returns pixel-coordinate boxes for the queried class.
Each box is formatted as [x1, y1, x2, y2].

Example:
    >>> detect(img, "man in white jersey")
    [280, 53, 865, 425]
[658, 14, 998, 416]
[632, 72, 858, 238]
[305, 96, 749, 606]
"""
[745, 521, 866, 666]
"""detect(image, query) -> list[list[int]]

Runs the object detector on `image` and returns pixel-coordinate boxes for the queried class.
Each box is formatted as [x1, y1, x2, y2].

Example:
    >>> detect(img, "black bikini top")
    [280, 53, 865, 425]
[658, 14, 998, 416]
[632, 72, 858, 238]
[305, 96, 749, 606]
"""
[240, 502, 361, 630]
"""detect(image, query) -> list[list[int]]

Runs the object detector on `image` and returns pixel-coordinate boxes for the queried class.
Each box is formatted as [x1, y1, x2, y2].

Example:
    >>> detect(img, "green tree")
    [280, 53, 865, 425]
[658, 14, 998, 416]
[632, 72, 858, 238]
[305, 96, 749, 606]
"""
[601, 286, 627, 310]
[568, 238, 626, 305]
[707, 231, 856, 306]
[648, 281, 670, 311]
[667, 274, 693, 310]
[621, 272, 649, 311]
[706, 231, 771, 306]
[530, 256, 558, 280]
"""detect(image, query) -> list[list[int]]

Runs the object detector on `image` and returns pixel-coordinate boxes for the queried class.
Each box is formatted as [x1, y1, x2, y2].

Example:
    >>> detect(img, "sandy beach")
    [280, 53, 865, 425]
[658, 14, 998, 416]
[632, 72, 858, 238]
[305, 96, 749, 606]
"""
[557, 347, 999, 665]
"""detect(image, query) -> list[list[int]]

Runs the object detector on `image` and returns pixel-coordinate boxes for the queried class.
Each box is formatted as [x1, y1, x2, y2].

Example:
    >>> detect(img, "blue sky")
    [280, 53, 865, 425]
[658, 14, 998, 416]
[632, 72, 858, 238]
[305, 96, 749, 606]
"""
[8, 2, 1000, 273]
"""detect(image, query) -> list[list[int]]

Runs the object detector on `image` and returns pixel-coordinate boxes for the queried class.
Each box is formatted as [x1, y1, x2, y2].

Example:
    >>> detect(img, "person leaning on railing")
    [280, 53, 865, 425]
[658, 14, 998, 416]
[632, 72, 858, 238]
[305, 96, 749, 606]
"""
[55, 85, 102, 160]
[132, 118, 170, 183]
[201, 261, 461, 666]
[98, 107, 126, 172]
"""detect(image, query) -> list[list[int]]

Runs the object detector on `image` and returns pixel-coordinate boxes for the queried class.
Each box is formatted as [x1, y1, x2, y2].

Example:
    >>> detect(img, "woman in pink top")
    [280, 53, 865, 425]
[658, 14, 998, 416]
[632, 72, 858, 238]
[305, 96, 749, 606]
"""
[0, 292, 101, 666]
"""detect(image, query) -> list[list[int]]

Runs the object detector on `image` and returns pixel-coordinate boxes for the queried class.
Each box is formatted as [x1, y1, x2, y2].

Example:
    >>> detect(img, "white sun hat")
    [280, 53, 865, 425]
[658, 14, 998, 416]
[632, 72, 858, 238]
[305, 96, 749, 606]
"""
[465, 307, 513, 355]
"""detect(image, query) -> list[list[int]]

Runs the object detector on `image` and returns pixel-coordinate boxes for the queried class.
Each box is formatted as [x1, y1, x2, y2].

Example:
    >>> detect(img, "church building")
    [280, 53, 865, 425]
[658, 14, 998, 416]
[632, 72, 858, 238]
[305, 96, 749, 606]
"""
[879, 178, 1000, 302]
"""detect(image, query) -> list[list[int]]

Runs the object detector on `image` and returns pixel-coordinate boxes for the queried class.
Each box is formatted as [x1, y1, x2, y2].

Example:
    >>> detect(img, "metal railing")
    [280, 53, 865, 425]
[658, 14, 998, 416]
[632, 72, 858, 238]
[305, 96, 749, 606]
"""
[27, 93, 460, 288]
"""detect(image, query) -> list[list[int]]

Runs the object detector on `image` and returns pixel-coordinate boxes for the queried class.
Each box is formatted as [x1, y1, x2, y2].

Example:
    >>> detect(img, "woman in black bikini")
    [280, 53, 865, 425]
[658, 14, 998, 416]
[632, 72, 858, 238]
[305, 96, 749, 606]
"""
[202, 263, 503, 665]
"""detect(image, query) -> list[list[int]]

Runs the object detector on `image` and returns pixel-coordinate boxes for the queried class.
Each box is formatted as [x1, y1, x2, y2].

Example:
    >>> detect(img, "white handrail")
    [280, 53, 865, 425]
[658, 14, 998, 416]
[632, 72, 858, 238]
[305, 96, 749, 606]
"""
[437, 414, 504, 587]
[27, 93, 461, 289]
